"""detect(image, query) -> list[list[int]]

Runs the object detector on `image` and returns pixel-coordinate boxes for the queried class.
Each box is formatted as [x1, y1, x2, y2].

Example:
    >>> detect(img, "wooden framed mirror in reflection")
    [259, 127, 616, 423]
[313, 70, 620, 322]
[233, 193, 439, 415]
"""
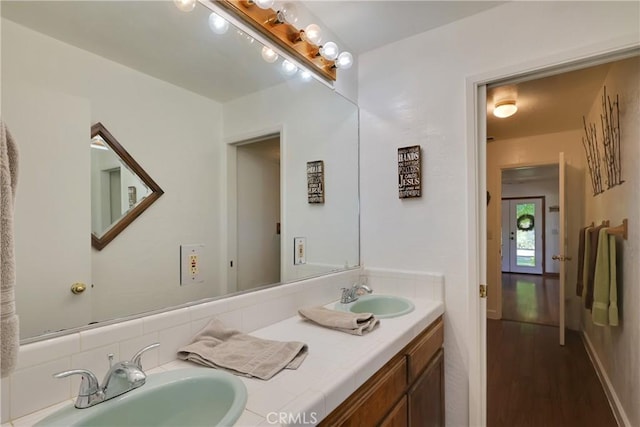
[91, 122, 164, 251]
[2, 0, 359, 341]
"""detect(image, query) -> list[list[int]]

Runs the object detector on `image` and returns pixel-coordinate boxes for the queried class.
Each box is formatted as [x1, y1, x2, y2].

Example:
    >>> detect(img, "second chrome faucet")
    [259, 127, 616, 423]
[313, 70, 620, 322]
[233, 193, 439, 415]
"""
[54, 342, 159, 409]
[340, 282, 373, 304]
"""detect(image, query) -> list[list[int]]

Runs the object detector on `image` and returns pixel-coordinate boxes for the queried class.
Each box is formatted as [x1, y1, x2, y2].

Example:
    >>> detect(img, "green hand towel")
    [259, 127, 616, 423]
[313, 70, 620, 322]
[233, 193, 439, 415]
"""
[592, 229, 618, 326]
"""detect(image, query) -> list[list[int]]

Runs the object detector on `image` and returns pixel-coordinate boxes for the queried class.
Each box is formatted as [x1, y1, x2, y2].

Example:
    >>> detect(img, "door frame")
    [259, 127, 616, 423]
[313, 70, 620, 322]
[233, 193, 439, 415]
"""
[225, 126, 284, 295]
[501, 195, 546, 275]
[465, 44, 639, 425]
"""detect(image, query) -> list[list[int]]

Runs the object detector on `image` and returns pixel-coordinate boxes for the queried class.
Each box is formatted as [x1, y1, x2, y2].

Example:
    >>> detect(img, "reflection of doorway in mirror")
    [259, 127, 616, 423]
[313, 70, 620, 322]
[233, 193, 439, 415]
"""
[234, 135, 281, 292]
[104, 168, 122, 230]
[128, 186, 137, 209]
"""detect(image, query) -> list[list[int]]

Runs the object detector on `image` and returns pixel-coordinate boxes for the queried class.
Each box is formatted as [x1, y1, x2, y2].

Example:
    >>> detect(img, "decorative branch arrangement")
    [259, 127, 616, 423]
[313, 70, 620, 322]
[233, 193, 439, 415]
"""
[582, 116, 603, 195]
[582, 86, 623, 196]
[600, 87, 623, 189]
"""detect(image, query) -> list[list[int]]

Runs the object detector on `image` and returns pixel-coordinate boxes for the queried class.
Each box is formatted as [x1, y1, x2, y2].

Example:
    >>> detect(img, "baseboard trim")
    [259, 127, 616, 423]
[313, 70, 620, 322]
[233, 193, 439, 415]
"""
[581, 331, 630, 427]
[486, 309, 500, 320]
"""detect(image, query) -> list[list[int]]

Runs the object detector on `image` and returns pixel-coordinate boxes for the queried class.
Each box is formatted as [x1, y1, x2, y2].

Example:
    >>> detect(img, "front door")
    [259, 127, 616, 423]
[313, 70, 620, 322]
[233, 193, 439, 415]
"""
[501, 198, 543, 275]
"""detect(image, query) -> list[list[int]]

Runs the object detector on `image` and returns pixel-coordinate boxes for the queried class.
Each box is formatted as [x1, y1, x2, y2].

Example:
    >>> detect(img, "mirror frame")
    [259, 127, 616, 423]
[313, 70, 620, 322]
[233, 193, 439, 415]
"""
[91, 122, 164, 250]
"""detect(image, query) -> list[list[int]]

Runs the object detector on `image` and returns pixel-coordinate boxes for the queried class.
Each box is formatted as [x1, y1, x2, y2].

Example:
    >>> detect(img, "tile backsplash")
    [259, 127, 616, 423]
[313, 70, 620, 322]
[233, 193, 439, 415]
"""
[1, 267, 444, 424]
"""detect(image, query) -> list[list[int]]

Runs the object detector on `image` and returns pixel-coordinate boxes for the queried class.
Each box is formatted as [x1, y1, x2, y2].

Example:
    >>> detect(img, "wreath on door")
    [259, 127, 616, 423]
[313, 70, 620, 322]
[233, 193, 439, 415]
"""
[516, 214, 535, 231]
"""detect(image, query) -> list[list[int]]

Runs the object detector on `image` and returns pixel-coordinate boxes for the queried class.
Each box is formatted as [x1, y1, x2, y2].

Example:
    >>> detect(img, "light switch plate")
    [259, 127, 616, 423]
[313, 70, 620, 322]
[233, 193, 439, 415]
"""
[180, 244, 204, 285]
[294, 237, 306, 265]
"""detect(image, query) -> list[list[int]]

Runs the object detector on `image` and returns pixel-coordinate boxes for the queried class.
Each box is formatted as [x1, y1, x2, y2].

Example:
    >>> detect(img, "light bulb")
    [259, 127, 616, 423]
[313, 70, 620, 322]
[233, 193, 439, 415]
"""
[208, 13, 229, 35]
[300, 70, 312, 81]
[277, 3, 298, 25]
[261, 46, 279, 63]
[253, 0, 275, 9]
[303, 24, 322, 45]
[493, 101, 518, 118]
[281, 60, 298, 76]
[320, 41, 339, 61]
[336, 51, 353, 69]
[173, 0, 196, 12]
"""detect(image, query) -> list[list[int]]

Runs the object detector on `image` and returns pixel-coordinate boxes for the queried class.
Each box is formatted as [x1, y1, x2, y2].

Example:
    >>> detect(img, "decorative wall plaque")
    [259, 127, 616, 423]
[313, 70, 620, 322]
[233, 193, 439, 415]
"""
[307, 160, 325, 204]
[398, 145, 422, 199]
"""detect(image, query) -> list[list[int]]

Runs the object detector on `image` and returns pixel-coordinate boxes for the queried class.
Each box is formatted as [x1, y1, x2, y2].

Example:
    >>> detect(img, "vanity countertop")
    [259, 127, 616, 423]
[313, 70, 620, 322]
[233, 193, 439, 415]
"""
[10, 297, 444, 427]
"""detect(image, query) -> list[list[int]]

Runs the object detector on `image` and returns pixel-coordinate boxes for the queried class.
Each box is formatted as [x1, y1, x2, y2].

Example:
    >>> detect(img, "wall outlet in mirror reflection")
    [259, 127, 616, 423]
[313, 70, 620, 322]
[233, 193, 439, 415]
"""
[180, 244, 204, 285]
[294, 237, 306, 265]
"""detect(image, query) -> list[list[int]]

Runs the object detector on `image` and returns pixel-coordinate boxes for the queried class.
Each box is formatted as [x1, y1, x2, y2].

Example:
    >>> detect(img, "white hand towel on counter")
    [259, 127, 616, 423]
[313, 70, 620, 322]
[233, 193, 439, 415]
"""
[298, 306, 379, 335]
[177, 318, 308, 380]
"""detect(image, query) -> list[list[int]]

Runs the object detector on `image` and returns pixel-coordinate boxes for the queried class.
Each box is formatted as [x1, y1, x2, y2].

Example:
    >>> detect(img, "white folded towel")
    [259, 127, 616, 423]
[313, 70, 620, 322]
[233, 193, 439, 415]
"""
[298, 306, 379, 335]
[177, 318, 307, 380]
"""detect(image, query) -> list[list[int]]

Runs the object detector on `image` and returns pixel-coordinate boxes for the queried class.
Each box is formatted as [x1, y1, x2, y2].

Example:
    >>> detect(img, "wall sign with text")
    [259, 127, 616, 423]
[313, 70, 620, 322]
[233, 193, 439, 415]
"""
[398, 145, 422, 198]
[307, 160, 325, 204]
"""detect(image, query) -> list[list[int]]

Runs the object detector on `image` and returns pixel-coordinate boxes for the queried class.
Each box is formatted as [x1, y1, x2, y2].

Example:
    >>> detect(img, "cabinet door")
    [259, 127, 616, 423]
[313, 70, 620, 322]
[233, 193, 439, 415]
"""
[380, 395, 408, 427]
[408, 349, 444, 427]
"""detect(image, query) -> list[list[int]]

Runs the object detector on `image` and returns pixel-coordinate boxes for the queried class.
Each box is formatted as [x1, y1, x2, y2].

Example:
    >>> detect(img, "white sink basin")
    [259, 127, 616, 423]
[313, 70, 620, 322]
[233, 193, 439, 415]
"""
[34, 368, 247, 427]
[336, 294, 415, 318]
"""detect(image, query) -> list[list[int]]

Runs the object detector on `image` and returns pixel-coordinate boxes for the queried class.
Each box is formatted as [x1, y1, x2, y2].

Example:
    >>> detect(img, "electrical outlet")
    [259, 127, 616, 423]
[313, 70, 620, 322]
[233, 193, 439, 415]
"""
[294, 237, 306, 265]
[180, 244, 204, 285]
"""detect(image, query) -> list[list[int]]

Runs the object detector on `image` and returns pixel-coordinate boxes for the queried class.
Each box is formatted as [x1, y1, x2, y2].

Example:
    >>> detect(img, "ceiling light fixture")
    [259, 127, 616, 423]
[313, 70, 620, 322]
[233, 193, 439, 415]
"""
[493, 100, 518, 118]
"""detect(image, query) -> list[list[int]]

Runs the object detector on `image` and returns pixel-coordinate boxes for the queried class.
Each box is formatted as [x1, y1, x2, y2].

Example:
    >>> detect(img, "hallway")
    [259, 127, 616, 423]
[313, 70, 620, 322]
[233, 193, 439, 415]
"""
[501, 273, 559, 326]
[487, 320, 617, 427]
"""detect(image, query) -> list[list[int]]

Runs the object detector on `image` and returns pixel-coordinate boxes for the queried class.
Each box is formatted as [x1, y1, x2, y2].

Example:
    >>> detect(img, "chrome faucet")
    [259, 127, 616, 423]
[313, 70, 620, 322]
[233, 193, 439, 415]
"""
[54, 343, 159, 409]
[340, 283, 373, 304]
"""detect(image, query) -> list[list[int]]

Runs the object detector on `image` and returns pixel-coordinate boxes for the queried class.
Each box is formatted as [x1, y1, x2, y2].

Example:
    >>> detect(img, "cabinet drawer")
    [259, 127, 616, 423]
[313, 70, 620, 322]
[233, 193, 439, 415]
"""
[406, 316, 443, 382]
[320, 356, 407, 427]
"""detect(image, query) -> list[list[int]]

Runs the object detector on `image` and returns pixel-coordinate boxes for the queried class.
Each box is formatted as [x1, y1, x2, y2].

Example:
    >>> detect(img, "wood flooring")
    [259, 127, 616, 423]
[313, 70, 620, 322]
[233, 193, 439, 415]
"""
[502, 273, 559, 326]
[487, 320, 617, 427]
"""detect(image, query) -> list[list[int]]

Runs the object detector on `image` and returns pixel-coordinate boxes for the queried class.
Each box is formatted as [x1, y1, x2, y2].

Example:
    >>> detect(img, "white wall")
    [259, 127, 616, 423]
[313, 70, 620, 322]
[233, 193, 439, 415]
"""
[503, 178, 560, 274]
[223, 81, 359, 284]
[358, 2, 639, 424]
[2, 19, 224, 336]
[581, 56, 639, 427]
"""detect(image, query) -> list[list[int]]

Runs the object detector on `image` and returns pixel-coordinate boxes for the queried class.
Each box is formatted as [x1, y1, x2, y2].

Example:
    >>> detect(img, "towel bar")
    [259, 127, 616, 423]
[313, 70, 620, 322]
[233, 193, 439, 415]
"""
[606, 218, 628, 240]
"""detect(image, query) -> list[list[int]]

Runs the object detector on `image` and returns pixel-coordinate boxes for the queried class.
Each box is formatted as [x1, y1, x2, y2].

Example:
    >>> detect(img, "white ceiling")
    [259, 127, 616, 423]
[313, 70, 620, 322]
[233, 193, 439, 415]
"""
[2, 1, 507, 103]
[486, 61, 615, 141]
[302, 1, 505, 54]
[1, 1, 292, 102]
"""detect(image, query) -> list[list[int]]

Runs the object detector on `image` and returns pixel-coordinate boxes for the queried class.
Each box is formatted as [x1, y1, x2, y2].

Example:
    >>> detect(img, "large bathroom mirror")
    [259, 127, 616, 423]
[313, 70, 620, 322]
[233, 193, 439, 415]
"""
[1, 0, 359, 340]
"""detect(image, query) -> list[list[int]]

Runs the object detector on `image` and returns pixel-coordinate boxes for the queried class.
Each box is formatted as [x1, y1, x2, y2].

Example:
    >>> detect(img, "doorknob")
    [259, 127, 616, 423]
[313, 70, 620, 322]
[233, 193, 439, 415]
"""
[552, 255, 573, 261]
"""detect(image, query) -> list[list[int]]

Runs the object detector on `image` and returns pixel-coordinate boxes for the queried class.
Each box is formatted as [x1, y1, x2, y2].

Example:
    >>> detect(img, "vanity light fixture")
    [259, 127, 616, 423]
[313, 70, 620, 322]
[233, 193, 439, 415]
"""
[493, 100, 518, 118]
[281, 59, 298, 76]
[261, 46, 279, 63]
[208, 12, 230, 34]
[335, 51, 353, 69]
[319, 41, 339, 61]
[252, 0, 274, 10]
[174, 0, 196, 12]
[90, 135, 109, 151]
[299, 70, 313, 81]
[302, 24, 322, 45]
[215, 0, 351, 82]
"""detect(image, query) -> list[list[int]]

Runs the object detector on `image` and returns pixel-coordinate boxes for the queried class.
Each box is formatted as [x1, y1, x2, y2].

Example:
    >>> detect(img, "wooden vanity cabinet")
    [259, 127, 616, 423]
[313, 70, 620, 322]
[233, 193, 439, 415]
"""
[320, 316, 444, 427]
